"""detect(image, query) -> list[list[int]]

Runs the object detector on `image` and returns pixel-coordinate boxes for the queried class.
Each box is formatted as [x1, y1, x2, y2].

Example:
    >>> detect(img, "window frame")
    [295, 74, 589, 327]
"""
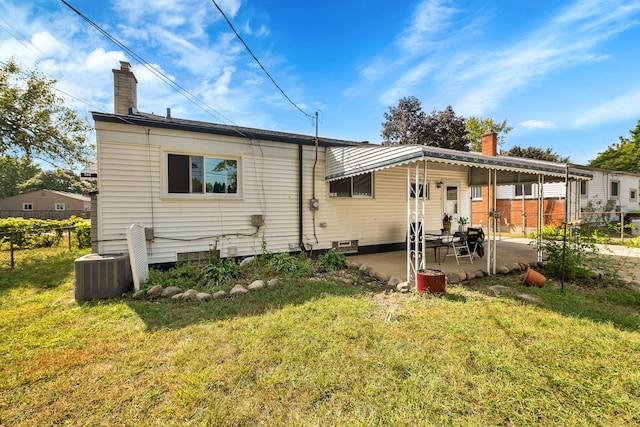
[329, 172, 373, 198]
[515, 183, 533, 197]
[470, 186, 482, 200]
[630, 189, 637, 202]
[611, 180, 620, 199]
[580, 180, 588, 197]
[55, 203, 65, 211]
[23, 203, 33, 211]
[165, 152, 241, 199]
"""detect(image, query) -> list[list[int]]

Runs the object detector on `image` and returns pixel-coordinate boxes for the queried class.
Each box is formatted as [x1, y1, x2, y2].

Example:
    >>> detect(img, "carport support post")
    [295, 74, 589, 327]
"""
[561, 163, 569, 292]
[536, 174, 545, 263]
[492, 169, 497, 274]
[407, 162, 426, 286]
[486, 169, 491, 275]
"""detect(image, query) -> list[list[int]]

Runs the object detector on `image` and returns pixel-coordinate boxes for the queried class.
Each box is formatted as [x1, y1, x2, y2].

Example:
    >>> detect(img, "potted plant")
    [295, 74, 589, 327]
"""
[457, 217, 468, 232]
[442, 214, 452, 233]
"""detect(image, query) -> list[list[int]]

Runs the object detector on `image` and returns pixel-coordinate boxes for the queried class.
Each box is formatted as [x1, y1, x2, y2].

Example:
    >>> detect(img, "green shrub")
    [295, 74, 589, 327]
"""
[266, 252, 314, 276]
[201, 258, 239, 287]
[537, 229, 620, 282]
[0, 216, 91, 249]
[530, 224, 562, 240]
[317, 249, 346, 271]
[145, 262, 204, 290]
[268, 252, 300, 273]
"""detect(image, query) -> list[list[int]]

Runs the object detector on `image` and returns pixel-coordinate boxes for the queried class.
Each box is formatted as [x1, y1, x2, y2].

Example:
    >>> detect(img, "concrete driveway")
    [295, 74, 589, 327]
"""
[346, 236, 640, 282]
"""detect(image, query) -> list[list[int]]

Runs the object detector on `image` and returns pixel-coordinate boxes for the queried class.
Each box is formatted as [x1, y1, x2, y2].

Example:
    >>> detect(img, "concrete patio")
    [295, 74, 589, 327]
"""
[346, 236, 640, 282]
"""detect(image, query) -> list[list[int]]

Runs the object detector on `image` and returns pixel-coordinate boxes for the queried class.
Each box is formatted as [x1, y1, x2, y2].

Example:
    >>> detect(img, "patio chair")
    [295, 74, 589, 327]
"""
[466, 227, 485, 258]
[444, 231, 474, 265]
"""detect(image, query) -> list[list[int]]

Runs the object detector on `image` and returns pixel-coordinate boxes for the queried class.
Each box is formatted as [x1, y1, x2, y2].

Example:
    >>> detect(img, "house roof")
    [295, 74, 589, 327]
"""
[569, 163, 640, 177]
[92, 112, 364, 148]
[0, 190, 90, 203]
[92, 111, 592, 185]
[326, 145, 593, 185]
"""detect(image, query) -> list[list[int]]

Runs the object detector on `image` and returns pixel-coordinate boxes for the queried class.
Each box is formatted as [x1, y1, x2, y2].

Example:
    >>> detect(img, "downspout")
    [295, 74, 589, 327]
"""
[298, 144, 303, 249]
[311, 112, 319, 244]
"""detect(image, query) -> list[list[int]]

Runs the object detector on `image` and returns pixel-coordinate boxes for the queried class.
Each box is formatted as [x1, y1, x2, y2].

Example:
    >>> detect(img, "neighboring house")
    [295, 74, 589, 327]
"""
[92, 61, 591, 281]
[573, 165, 640, 213]
[0, 190, 90, 220]
[470, 166, 640, 235]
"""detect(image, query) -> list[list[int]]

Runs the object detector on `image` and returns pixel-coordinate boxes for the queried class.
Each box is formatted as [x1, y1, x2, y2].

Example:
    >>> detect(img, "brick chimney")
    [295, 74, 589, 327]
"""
[481, 129, 497, 156]
[112, 61, 138, 115]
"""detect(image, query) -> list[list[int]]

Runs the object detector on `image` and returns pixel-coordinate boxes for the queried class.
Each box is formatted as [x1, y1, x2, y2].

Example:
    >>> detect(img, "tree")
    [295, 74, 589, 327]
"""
[17, 169, 95, 194]
[380, 96, 426, 145]
[422, 106, 470, 150]
[465, 116, 513, 152]
[588, 120, 640, 173]
[381, 98, 470, 150]
[504, 146, 569, 163]
[0, 155, 39, 199]
[0, 59, 93, 169]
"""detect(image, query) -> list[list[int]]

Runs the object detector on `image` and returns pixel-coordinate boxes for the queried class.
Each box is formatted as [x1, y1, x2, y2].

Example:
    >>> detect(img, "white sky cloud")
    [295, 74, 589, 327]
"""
[520, 120, 557, 130]
[574, 89, 640, 128]
[442, 0, 640, 115]
[1, 0, 639, 164]
[397, 0, 457, 53]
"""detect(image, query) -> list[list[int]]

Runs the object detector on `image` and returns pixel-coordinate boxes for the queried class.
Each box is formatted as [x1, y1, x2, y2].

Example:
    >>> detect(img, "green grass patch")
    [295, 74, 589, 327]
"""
[1, 252, 639, 426]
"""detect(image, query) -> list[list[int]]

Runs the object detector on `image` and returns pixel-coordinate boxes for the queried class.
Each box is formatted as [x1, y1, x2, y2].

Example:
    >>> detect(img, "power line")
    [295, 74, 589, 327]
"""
[0, 16, 47, 58]
[60, 0, 238, 127]
[209, 0, 312, 119]
[0, 58, 103, 116]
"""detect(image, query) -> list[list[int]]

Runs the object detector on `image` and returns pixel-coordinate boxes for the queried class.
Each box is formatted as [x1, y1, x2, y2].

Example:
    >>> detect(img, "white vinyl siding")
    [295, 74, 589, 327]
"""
[497, 182, 565, 199]
[318, 163, 469, 247]
[578, 170, 640, 212]
[95, 121, 472, 263]
[96, 123, 301, 263]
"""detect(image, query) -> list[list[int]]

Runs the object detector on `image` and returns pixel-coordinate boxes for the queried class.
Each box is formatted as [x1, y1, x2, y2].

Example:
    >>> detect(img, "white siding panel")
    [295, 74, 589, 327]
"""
[96, 127, 301, 263]
[311, 161, 470, 248]
[96, 121, 472, 262]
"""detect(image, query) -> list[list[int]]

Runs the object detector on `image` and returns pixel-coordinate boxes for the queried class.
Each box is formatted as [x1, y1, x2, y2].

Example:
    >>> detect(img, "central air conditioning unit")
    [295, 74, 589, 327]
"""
[74, 253, 131, 301]
[331, 240, 359, 254]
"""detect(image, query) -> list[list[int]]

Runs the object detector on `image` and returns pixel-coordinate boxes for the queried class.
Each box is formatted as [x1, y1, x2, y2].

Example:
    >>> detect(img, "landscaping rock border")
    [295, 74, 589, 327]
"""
[126, 257, 638, 302]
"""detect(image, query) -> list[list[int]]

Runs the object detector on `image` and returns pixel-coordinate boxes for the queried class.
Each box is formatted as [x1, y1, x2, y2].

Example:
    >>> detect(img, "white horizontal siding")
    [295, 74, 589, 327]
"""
[582, 170, 640, 211]
[497, 182, 566, 199]
[311, 161, 470, 248]
[95, 123, 300, 263]
[95, 121, 476, 263]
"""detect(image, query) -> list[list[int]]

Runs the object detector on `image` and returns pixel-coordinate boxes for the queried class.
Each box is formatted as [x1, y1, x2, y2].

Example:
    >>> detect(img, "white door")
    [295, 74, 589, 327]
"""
[444, 184, 459, 220]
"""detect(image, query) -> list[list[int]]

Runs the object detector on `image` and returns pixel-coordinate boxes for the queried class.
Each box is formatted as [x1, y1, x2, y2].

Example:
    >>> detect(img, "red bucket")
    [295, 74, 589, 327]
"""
[416, 269, 446, 294]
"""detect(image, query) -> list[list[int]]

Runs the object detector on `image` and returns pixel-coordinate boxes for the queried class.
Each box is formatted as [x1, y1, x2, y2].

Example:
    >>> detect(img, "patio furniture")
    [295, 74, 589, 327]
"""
[444, 231, 474, 265]
[466, 227, 485, 258]
[408, 223, 448, 264]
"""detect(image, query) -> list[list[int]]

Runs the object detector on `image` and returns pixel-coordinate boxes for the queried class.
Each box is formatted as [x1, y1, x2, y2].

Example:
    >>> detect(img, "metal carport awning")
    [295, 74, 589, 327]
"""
[325, 145, 592, 184]
[325, 144, 593, 283]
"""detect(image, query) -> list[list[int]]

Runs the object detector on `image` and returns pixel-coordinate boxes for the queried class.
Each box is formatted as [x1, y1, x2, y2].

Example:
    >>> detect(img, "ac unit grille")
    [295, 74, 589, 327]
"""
[331, 240, 358, 254]
[74, 253, 131, 301]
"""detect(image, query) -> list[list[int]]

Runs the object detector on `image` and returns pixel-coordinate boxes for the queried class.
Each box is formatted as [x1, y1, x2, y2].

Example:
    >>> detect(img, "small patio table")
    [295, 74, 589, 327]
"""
[423, 231, 452, 264]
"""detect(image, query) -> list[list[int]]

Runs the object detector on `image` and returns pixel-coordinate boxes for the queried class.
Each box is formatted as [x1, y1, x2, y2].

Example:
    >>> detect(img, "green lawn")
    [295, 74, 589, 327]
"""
[1, 249, 639, 426]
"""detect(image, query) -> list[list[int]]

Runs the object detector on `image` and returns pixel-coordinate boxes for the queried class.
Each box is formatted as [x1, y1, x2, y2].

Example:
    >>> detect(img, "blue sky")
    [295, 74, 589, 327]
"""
[1, 0, 640, 165]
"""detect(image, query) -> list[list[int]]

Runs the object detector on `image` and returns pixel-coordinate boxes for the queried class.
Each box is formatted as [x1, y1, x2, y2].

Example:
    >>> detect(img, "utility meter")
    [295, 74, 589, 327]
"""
[309, 198, 319, 211]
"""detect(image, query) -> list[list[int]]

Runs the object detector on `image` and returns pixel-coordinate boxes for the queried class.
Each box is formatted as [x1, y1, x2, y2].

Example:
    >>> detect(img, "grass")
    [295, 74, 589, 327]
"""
[1, 249, 640, 426]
